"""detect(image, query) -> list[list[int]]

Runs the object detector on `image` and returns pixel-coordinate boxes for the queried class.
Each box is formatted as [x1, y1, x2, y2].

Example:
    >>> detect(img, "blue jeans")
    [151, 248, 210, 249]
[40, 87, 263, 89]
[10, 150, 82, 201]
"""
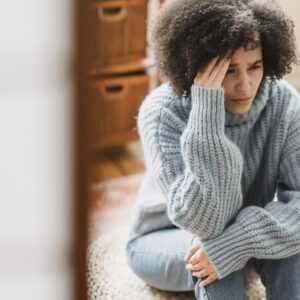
[126, 227, 300, 299]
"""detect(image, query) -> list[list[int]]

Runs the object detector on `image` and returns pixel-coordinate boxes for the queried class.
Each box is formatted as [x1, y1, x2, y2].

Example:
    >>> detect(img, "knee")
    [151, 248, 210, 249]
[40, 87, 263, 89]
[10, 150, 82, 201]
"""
[125, 238, 138, 274]
[125, 238, 192, 292]
[125, 237, 153, 284]
[261, 252, 300, 277]
[192, 269, 249, 300]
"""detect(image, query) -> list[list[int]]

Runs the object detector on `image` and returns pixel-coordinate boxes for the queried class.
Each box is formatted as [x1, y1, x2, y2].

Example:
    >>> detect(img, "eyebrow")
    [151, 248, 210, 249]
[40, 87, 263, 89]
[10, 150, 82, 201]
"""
[229, 59, 263, 67]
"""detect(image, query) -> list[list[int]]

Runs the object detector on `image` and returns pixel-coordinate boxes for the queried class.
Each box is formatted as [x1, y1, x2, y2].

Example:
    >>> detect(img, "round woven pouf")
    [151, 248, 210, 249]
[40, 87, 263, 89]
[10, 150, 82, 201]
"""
[87, 227, 266, 300]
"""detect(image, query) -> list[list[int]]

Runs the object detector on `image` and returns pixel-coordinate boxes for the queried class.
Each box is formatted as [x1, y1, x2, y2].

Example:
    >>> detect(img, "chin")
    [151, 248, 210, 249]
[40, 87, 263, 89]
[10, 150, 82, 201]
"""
[227, 106, 251, 115]
[226, 100, 254, 114]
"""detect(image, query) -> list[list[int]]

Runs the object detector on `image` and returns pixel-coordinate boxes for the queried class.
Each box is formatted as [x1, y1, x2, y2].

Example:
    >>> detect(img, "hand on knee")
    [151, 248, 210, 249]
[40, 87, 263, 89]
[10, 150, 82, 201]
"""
[184, 239, 220, 287]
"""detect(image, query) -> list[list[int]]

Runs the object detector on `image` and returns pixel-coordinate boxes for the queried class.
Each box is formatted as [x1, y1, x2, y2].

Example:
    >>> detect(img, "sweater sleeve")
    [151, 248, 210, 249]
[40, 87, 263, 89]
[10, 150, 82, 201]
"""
[137, 84, 244, 239]
[199, 116, 300, 279]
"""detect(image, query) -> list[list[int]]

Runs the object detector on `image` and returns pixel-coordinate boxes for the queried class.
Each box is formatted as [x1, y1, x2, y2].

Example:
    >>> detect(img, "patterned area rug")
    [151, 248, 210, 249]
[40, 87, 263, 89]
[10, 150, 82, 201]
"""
[88, 173, 145, 243]
[87, 173, 266, 299]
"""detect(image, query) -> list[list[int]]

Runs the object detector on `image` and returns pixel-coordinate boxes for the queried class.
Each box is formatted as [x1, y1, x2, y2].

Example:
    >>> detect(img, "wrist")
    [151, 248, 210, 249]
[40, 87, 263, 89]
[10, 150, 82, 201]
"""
[188, 85, 225, 134]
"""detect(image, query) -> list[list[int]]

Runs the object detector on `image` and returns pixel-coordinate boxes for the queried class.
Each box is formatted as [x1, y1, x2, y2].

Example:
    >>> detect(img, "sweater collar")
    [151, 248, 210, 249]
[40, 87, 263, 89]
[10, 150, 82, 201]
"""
[224, 77, 270, 127]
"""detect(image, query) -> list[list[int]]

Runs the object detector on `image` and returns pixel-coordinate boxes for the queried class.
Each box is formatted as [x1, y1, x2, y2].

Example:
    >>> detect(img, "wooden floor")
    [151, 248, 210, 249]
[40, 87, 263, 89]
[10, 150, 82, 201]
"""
[90, 140, 145, 182]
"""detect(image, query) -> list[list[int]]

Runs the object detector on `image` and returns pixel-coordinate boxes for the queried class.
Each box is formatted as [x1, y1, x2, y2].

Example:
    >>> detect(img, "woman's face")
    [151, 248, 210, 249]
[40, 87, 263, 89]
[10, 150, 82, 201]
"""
[221, 44, 264, 115]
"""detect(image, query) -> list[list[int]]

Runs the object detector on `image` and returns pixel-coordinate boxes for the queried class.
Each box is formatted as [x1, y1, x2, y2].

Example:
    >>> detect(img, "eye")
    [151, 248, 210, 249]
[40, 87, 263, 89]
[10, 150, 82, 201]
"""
[249, 65, 262, 70]
[226, 69, 235, 74]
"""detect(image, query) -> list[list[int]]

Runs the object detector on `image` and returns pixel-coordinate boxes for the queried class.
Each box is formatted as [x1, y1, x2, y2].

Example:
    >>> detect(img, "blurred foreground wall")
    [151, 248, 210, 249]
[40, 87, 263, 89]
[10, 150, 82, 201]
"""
[0, 1, 74, 299]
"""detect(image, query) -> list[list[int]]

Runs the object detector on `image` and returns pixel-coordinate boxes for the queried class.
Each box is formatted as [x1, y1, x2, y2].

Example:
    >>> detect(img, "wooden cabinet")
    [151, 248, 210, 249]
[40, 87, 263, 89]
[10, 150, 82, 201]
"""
[87, 0, 150, 148]
[88, 74, 149, 148]
[87, 0, 148, 76]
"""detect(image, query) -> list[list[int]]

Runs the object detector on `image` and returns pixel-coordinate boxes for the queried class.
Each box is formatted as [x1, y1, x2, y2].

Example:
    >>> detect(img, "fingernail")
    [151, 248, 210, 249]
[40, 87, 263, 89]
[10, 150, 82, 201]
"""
[185, 264, 192, 269]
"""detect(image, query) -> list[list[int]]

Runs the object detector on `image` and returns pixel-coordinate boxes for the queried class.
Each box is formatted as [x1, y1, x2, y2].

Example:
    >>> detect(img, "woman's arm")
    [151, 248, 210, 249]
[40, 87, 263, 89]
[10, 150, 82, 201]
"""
[138, 89, 243, 240]
[168, 85, 244, 238]
[196, 106, 300, 279]
[138, 55, 244, 239]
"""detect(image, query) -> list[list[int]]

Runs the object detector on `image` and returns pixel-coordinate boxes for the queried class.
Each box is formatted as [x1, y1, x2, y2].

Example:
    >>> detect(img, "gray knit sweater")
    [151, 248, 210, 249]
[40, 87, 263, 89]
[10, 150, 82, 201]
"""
[128, 77, 300, 279]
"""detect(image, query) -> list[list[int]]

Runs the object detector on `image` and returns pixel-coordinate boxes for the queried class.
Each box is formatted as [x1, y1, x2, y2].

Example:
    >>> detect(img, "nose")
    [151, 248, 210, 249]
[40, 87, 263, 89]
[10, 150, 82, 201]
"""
[236, 72, 251, 94]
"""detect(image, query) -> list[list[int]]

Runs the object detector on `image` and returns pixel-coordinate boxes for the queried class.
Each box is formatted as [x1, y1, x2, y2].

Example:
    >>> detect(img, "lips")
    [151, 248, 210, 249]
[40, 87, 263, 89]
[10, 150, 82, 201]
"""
[232, 97, 252, 102]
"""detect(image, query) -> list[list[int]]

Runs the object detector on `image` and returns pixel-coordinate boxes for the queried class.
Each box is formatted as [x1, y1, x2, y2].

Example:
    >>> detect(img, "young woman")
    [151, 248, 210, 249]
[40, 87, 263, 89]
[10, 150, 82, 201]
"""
[126, 0, 300, 299]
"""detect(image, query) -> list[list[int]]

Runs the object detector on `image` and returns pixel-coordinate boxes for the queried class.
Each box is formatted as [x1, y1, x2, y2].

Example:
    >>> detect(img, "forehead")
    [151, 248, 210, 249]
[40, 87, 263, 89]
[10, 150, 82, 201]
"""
[231, 46, 263, 63]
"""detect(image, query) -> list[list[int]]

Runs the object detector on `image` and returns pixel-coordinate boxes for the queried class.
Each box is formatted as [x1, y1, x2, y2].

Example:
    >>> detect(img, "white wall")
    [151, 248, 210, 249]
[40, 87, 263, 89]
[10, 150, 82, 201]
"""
[278, 0, 300, 89]
[0, 1, 74, 299]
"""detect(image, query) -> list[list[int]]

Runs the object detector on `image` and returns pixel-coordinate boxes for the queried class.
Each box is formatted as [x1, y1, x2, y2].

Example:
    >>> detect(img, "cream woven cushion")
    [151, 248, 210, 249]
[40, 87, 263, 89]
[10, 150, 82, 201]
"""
[87, 227, 266, 300]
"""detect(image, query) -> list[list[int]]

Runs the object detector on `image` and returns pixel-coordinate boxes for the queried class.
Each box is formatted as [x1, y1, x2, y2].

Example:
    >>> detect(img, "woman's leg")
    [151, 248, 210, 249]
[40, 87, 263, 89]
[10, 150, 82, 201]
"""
[193, 268, 249, 300]
[126, 227, 249, 299]
[253, 252, 300, 300]
[126, 228, 195, 292]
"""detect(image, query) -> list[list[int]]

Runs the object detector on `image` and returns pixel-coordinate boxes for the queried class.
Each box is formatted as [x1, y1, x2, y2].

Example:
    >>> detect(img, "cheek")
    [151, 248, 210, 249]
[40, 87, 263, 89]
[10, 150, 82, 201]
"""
[255, 73, 264, 88]
[251, 77, 263, 96]
[221, 81, 232, 101]
[253, 67, 264, 84]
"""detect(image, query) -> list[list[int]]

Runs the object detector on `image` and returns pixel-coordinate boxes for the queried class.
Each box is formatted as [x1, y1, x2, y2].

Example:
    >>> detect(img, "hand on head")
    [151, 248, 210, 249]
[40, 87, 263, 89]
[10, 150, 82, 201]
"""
[194, 52, 232, 88]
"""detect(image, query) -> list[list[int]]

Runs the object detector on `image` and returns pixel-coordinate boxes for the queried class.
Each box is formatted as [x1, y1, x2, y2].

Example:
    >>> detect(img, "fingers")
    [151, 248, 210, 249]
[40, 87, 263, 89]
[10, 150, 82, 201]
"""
[189, 248, 204, 264]
[215, 56, 231, 85]
[194, 51, 232, 88]
[198, 56, 219, 82]
[186, 261, 203, 272]
[184, 241, 221, 288]
[210, 56, 231, 85]
[199, 272, 219, 288]
[192, 268, 212, 278]
[194, 56, 219, 85]
[184, 244, 200, 262]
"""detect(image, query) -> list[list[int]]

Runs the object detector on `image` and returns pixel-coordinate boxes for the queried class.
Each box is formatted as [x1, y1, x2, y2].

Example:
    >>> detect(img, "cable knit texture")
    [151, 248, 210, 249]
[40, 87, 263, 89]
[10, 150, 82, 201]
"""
[128, 77, 300, 279]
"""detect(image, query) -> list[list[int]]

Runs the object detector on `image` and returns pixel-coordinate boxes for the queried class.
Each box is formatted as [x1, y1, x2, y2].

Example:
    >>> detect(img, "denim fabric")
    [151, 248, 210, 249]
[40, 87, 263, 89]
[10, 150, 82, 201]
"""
[252, 252, 300, 300]
[126, 228, 195, 292]
[126, 228, 300, 300]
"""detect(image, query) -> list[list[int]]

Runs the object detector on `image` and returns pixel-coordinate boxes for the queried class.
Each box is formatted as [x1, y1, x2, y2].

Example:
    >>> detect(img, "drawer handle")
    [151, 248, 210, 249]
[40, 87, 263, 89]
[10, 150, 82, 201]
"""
[105, 85, 123, 93]
[100, 84, 128, 101]
[98, 4, 127, 22]
[103, 7, 121, 15]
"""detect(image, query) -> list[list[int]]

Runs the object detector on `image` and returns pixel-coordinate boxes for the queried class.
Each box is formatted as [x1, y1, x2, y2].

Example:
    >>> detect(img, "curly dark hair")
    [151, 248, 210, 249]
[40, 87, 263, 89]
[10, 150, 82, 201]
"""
[149, 0, 299, 98]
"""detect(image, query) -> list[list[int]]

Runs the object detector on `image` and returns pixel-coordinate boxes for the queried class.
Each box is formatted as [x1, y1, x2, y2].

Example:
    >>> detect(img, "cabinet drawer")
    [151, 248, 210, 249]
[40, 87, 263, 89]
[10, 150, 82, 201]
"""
[87, 0, 147, 75]
[88, 74, 149, 148]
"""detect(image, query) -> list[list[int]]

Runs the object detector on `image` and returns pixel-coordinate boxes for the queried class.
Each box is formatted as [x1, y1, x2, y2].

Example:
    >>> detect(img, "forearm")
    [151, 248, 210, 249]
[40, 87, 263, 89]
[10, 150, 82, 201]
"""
[140, 85, 244, 239]
[194, 114, 300, 279]
[197, 196, 300, 279]
[170, 85, 243, 237]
